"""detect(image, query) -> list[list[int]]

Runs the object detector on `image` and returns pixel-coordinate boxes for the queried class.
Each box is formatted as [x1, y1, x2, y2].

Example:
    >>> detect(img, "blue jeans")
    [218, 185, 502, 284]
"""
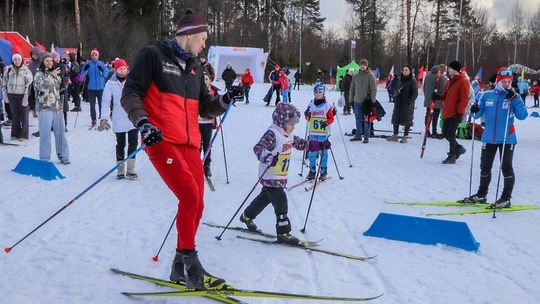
[353, 102, 370, 139]
[37, 110, 69, 162]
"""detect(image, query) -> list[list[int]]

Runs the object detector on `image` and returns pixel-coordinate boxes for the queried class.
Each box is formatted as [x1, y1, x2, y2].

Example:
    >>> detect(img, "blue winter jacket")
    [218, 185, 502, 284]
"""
[82, 59, 107, 90]
[475, 86, 528, 145]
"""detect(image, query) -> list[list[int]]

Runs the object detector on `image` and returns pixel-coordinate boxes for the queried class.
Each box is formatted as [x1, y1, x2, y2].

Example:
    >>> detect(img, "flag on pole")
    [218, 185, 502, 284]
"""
[54, 45, 66, 58]
[35, 41, 46, 52]
[475, 67, 482, 80]
[418, 66, 425, 80]
[521, 68, 525, 80]
[388, 65, 394, 77]
[351, 40, 356, 50]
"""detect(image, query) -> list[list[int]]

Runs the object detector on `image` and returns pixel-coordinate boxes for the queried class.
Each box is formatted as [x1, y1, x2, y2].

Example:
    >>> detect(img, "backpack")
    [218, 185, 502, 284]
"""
[468, 122, 484, 139]
[457, 122, 484, 140]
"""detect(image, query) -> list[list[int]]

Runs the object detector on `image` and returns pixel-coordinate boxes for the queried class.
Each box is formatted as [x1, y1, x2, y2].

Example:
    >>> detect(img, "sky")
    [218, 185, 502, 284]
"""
[319, 0, 540, 33]
[1, 81, 539, 303]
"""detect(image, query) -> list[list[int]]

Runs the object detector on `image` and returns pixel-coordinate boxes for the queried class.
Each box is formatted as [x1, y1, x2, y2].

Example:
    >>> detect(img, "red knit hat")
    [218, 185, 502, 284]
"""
[496, 67, 513, 83]
[90, 48, 99, 57]
[175, 9, 208, 36]
[114, 58, 128, 70]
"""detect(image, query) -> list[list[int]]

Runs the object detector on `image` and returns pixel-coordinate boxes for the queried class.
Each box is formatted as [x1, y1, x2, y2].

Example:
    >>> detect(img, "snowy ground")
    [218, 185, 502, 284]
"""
[1, 81, 539, 304]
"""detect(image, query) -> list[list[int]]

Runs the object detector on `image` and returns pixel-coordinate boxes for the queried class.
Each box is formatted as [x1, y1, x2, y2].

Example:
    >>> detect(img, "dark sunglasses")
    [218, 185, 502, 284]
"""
[500, 69, 513, 76]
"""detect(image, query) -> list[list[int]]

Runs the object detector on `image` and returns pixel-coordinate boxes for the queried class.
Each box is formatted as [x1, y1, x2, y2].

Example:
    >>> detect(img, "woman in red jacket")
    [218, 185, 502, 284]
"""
[241, 68, 254, 104]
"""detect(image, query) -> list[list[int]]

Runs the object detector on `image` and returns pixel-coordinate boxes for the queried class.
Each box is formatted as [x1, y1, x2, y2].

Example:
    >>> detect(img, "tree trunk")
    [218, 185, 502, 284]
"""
[74, 0, 81, 40]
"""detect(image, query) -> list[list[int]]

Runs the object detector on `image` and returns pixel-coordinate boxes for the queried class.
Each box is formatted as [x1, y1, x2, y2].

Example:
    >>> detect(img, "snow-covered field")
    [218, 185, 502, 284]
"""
[1, 81, 539, 303]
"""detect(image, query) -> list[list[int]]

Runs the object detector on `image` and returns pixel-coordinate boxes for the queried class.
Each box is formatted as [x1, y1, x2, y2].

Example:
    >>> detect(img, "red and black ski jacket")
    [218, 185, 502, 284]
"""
[121, 40, 227, 149]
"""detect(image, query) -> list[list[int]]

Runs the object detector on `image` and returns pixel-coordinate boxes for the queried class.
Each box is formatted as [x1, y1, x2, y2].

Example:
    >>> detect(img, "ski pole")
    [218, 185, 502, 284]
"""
[333, 105, 352, 167]
[152, 216, 176, 262]
[468, 115, 476, 197]
[492, 102, 513, 219]
[74, 108, 79, 128]
[298, 122, 309, 177]
[203, 102, 233, 162]
[329, 147, 344, 180]
[5, 144, 146, 253]
[219, 117, 230, 184]
[215, 165, 272, 241]
[421, 101, 434, 158]
[300, 148, 325, 233]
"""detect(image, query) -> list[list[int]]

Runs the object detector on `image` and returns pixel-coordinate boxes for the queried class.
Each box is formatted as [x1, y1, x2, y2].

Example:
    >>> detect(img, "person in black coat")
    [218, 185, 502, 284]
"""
[293, 70, 301, 90]
[340, 68, 354, 115]
[386, 65, 418, 143]
[221, 62, 236, 90]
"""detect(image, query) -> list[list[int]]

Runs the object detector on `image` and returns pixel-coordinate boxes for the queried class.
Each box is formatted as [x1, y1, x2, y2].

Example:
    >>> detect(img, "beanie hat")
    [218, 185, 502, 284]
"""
[448, 61, 461, 72]
[496, 67, 513, 83]
[348, 68, 354, 74]
[90, 48, 99, 57]
[51, 51, 60, 60]
[12, 53, 22, 61]
[114, 58, 128, 70]
[313, 83, 326, 95]
[38, 52, 52, 68]
[40, 52, 51, 62]
[272, 103, 301, 128]
[176, 9, 208, 36]
[359, 59, 369, 66]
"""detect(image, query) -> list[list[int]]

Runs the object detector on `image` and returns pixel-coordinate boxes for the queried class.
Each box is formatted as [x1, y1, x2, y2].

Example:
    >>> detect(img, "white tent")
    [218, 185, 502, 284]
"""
[207, 46, 269, 83]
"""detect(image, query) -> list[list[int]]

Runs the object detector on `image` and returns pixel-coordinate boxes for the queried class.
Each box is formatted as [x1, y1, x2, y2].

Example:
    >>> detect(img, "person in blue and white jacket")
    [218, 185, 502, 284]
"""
[82, 49, 108, 125]
[99, 59, 138, 179]
[461, 67, 528, 208]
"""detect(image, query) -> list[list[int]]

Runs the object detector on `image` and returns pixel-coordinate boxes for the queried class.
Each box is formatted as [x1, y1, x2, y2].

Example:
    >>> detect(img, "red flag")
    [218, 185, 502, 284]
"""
[35, 41, 46, 52]
[418, 66, 424, 80]
[460, 65, 467, 73]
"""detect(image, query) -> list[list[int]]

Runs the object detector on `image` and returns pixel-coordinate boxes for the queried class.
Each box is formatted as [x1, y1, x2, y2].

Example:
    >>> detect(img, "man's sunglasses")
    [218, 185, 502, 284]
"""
[500, 69, 513, 76]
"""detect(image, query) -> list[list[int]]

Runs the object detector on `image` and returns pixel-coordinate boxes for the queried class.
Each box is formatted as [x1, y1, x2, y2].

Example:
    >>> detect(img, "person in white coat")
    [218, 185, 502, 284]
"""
[99, 59, 138, 179]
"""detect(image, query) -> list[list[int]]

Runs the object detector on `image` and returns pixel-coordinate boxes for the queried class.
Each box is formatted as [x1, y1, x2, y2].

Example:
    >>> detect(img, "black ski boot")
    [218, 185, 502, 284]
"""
[239, 213, 258, 232]
[204, 166, 212, 177]
[169, 250, 185, 283]
[306, 166, 316, 181]
[181, 250, 228, 290]
[490, 197, 511, 209]
[277, 233, 300, 245]
[275, 214, 299, 245]
[459, 194, 487, 204]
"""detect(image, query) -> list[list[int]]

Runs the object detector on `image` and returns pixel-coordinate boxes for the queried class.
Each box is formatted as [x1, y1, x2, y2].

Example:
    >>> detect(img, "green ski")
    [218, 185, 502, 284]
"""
[111, 268, 245, 303]
[385, 200, 490, 207]
[112, 268, 383, 301]
[425, 204, 539, 216]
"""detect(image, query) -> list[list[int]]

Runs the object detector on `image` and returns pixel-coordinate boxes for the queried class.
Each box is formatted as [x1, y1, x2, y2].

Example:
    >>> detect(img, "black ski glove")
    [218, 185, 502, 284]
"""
[222, 86, 244, 104]
[137, 119, 163, 146]
[505, 89, 517, 100]
[470, 103, 479, 114]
